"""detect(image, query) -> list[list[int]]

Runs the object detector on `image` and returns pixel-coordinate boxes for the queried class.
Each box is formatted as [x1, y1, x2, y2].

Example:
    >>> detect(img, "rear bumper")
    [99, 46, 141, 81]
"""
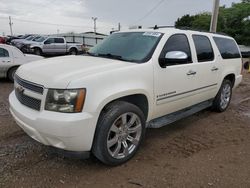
[9, 91, 98, 152]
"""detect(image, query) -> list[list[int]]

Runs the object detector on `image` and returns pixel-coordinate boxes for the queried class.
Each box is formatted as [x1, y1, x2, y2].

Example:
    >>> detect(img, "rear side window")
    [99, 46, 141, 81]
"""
[55, 38, 64, 43]
[0, 48, 9, 57]
[213, 37, 241, 59]
[193, 35, 214, 62]
[160, 34, 192, 64]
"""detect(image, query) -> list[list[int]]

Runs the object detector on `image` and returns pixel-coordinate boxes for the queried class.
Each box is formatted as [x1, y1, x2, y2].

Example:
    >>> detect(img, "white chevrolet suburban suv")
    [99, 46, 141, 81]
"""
[9, 28, 242, 165]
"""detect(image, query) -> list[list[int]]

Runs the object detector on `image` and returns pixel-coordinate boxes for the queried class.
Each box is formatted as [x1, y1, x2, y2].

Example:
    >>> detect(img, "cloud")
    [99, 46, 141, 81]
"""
[0, 0, 241, 35]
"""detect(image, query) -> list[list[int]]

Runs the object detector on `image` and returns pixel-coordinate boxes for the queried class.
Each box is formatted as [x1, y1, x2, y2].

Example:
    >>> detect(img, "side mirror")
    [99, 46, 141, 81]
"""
[243, 61, 249, 70]
[159, 51, 188, 68]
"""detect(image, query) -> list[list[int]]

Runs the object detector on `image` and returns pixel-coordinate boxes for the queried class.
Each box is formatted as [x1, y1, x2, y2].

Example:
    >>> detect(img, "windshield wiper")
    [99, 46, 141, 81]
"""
[97, 53, 129, 61]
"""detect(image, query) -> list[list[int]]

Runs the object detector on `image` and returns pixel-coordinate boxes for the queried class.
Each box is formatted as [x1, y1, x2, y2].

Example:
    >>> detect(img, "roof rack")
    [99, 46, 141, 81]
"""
[149, 25, 176, 30]
[176, 26, 229, 36]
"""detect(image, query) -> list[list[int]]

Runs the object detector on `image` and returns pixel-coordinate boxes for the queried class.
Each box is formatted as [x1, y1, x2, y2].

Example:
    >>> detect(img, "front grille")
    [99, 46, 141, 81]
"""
[15, 75, 44, 94]
[15, 90, 41, 111]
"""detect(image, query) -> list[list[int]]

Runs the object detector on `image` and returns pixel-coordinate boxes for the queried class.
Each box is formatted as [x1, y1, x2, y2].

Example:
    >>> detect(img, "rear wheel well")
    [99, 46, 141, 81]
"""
[101, 94, 149, 120]
[7, 66, 19, 75]
[69, 47, 78, 52]
[224, 74, 235, 87]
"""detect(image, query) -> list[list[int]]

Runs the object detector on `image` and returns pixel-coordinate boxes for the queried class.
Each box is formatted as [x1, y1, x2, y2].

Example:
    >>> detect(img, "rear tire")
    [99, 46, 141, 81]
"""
[7, 67, 18, 82]
[92, 101, 146, 166]
[69, 48, 77, 55]
[212, 79, 232, 112]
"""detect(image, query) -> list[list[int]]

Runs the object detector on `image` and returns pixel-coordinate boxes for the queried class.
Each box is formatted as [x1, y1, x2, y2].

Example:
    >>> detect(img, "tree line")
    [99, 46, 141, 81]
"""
[175, 0, 250, 45]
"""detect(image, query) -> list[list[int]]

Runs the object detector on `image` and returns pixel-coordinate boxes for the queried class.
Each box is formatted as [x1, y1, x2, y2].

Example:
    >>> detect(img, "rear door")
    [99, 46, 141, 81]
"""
[54, 38, 66, 54]
[153, 33, 199, 118]
[190, 34, 220, 101]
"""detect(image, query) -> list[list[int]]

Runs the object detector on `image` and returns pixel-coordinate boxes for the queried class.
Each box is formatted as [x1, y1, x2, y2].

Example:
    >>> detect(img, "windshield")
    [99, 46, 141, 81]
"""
[88, 32, 163, 63]
[26, 36, 34, 41]
[34, 37, 46, 42]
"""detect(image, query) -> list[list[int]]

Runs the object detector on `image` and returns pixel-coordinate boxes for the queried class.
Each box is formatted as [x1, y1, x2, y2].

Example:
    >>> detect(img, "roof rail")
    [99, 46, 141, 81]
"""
[149, 25, 176, 30]
[175, 26, 229, 36]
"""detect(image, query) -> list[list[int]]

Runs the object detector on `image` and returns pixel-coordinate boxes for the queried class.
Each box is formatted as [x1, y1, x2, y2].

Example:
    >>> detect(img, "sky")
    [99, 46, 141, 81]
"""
[0, 0, 241, 36]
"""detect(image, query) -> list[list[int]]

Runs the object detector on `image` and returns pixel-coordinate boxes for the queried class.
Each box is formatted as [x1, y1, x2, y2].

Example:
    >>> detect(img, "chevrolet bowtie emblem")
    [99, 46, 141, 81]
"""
[16, 85, 25, 94]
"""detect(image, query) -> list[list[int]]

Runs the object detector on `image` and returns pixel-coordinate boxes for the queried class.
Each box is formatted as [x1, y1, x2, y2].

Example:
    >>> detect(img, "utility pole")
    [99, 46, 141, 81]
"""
[118, 23, 121, 31]
[9, 16, 13, 36]
[92, 17, 97, 33]
[210, 0, 220, 32]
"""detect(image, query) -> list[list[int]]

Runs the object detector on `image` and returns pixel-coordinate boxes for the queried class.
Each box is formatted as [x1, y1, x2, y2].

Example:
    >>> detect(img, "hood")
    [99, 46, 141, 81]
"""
[16, 55, 134, 88]
[24, 54, 44, 62]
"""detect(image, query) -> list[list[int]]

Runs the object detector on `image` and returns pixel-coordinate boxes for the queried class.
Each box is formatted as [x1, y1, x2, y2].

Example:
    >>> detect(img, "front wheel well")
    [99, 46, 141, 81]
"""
[224, 74, 235, 87]
[7, 66, 19, 75]
[100, 94, 149, 120]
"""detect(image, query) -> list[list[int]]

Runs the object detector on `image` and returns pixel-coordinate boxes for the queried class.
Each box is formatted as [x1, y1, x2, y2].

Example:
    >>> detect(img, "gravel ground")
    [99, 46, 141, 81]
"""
[0, 72, 250, 188]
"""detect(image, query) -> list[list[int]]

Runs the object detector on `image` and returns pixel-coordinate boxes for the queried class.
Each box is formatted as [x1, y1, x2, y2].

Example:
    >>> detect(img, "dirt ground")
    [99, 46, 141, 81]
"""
[0, 72, 250, 188]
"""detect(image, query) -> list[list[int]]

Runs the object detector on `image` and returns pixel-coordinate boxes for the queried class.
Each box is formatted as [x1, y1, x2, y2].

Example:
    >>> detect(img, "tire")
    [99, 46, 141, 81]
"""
[7, 67, 18, 82]
[34, 48, 42, 56]
[92, 101, 146, 166]
[69, 48, 77, 55]
[212, 79, 232, 112]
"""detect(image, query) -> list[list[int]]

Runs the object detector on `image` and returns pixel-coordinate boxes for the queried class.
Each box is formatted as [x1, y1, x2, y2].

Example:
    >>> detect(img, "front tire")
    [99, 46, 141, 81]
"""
[92, 101, 146, 166]
[7, 67, 18, 82]
[34, 48, 42, 56]
[212, 79, 232, 112]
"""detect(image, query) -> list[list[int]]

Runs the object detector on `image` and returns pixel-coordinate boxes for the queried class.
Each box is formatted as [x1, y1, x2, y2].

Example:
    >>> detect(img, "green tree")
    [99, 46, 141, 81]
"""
[175, 0, 250, 45]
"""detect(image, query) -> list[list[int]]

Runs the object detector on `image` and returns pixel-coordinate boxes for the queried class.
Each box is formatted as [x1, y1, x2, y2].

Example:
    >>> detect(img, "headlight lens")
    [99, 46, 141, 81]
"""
[45, 89, 86, 113]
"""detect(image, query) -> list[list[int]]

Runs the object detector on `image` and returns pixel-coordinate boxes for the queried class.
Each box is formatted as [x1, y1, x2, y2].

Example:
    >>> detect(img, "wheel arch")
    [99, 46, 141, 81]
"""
[223, 73, 235, 87]
[97, 93, 150, 122]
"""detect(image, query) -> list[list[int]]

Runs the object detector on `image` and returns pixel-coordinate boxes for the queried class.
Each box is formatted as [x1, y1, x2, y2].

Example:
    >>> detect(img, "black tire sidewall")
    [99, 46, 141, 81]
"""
[7, 67, 17, 82]
[92, 101, 146, 166]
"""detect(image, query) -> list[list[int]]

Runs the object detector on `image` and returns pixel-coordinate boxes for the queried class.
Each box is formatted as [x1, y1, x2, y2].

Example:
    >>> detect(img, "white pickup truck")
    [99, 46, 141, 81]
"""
[9, 28, 242, 165]
[29, 37, 83, 56]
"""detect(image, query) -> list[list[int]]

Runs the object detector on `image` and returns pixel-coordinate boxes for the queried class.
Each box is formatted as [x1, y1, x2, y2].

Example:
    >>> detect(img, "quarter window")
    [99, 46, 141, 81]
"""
[213, 37, 241, 59]
[193, 35, 214, 62]
[160, 34, 192, 66]
[0, 48, 9, 57]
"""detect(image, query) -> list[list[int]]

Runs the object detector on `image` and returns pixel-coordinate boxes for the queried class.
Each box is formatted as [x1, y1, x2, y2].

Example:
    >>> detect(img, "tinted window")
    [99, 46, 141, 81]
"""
[0, 48, 9, 57]
[160, 34, 192, 65]
[193, 35, 214, 62]
[89, 32, 163, 63]
[213, 37, 241, 59]
[45, 38, 55, 44]
[55, 38, 64, 43]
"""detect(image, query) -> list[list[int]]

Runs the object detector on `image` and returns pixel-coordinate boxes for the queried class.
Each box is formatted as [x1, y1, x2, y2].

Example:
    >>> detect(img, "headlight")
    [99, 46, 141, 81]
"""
[45, 89, 86, 113]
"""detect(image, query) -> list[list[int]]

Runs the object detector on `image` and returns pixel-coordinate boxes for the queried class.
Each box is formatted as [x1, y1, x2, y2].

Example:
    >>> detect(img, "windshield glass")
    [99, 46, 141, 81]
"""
[34, 37, 46, 42]
[88, 32, 163, 63]
[26, 36, 34, 41]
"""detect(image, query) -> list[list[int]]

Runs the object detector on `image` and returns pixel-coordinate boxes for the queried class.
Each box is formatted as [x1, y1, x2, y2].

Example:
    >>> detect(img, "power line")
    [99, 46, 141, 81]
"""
[132, 0, 166, 25]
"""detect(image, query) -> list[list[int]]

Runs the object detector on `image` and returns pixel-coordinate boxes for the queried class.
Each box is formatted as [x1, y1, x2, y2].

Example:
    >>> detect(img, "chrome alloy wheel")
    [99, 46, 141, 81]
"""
[220, 83, 231, 110]
[107, 112, 142, 159]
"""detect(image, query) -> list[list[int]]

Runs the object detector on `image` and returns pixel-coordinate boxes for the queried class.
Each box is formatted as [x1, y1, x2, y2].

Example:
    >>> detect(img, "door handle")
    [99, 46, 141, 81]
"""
[186, 70, 197, 76]
[211, 67, 219, 71]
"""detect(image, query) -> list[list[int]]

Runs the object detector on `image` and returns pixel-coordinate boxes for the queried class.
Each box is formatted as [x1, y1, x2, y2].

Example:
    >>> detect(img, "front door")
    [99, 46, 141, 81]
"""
[153, 34, 198, 118]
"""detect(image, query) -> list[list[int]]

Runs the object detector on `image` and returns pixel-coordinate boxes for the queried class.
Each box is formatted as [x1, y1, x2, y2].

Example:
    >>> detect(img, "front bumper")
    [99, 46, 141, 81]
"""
[9, 91, 98, 152]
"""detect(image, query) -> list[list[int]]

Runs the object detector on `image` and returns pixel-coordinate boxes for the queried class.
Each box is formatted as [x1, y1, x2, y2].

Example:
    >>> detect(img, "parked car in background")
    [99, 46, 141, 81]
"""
[10, 34, 34, 46]
[9, 28, 242, 165]
[20, 36, 47, 53]
[0, 44, 44, 81]
[29, 37, 83, 56]
[0, 36, 6, 44]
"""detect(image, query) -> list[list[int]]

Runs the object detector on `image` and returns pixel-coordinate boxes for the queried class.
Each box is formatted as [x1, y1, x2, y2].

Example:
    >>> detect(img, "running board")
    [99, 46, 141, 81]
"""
[147, 100, 213, 129]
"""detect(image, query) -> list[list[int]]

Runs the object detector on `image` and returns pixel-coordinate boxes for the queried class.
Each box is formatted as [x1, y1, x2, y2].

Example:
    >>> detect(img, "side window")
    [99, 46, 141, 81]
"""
[193, 35, 214, 62]
[159, 34, 192, 66]
[213, 37, 241, 59]
[0, 48, 9, 57]
[44, 38, 55, 44]
[54, 38, 64, 43]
